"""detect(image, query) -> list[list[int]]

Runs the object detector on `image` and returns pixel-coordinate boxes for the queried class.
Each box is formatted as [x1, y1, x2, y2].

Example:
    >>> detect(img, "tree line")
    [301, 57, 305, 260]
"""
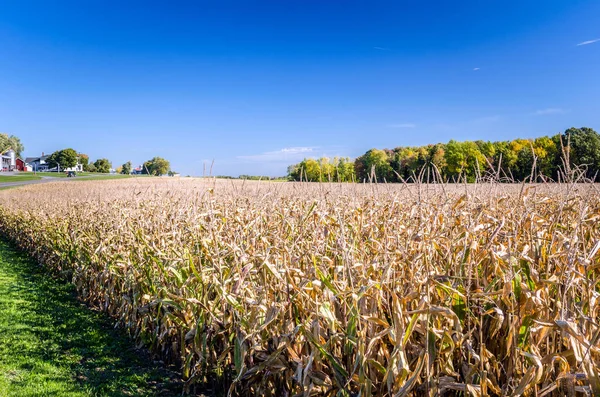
[44, 148, 112, 173]
[116, 157, 172, 175]
[287, 157, 356, 182]
[287, 127, 600, 182]
[44, 148, 172, 175]
[1, 132, 174, 176]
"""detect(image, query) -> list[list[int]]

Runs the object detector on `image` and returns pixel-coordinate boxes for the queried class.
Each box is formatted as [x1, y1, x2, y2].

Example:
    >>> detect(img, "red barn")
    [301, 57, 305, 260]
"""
[16, 158, 26, 171]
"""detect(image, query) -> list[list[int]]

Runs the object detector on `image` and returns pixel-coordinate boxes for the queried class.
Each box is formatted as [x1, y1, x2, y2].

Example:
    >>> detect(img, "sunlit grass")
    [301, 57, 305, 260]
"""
[0, 174, 42, 182]
[0, 239, 183, 396]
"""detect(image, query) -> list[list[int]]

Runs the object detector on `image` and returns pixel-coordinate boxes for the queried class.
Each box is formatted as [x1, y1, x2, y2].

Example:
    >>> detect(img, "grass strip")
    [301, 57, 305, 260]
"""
[0, 175, 42, 182]
[0, 238, 183, 396]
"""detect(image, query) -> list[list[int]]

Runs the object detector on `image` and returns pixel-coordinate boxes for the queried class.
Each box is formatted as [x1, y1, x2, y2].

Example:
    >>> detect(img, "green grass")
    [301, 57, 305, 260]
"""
[32, 172, 94, 178]
[33, 172, 94, 178]
[33, 172, 69, 178]
[0, 238, 184, 396]
[0, 175, 42, 182]
[73, 174, 159, 181]
[74, 174, 133, 181]
[0, 174, 144, 190]
[28, 172, 135, 180]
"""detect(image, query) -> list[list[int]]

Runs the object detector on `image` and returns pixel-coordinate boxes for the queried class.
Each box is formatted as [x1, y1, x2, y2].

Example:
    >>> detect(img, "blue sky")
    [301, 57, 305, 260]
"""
[1, 1, 599, 176]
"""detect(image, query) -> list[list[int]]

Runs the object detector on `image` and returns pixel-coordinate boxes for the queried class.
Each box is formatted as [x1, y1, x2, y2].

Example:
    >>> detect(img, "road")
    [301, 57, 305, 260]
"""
[0, 174, 112, 189]
[0, 176, 68, 189]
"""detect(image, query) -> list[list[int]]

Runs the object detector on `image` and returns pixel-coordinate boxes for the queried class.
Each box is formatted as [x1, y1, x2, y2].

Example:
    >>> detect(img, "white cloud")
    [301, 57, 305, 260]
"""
[388, 123, 416, 128]
[280, 147, 314, 153]
[374, 46, 391, 51]
[237, 147, 317, 162]
[473, 67, 480, 71]
[576, 38, 600, 46]
[533, 108, 567, 116]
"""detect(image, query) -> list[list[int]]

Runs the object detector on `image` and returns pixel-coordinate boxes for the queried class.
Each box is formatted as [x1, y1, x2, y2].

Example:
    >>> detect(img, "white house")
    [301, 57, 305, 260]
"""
[25, 152, 84, 172]
[24, 153, 51, 172]
[64, 163, 84, 172]
[1, 149, 28, 172]
[1, 149, 16, 171]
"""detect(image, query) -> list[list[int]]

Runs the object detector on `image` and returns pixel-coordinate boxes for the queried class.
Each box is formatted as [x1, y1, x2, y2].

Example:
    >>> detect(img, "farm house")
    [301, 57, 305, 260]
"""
[1, 149, 17, 171]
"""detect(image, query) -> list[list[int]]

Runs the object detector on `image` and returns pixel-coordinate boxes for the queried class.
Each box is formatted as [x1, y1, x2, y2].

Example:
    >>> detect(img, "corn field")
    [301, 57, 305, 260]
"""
[0, 178, 598, 396]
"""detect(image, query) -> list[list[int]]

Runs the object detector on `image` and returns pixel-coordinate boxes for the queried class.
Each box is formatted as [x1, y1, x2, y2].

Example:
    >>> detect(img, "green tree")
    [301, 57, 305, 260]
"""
[288, 159, 317, 181]
[336, 157, 355, 182]
[391, 147, 418, 180]
[79, 154, 89, 169]
[492, 139, 529, 180]
[300, 158, 322, 181]
[143, 157, 170, 176]
[564, 127, 600, 178]
[239, 175, 271, 180]
[514, 143, 535, 181]
[93, 158, 111, 173]
[0, 133, 25, 156]
[121, 161, 132, 175]
[287, 157, 357, 182]
[77, 153, 90, 172]
[318, 157, 335, 181]
[86, 163, 97, 173]
[533, 136, 559, 179]
[354, 149, 393, 182]
[429, 144, 447, 178]
[444, 140, 487, 182]
[285, 127, 600, 183]
[47, 148, 78, 170]
[287, 163, 301, 181]
[475, 140, 496, 162]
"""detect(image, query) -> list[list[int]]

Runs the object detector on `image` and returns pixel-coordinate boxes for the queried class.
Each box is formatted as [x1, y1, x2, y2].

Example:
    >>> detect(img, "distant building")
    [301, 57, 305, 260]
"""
[16, 158, 26, 171]
[24, 152, 84, 172]
[1, 149, 21, 171]
[24, 153, 51, 172]
[63, 163, 84, 172]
